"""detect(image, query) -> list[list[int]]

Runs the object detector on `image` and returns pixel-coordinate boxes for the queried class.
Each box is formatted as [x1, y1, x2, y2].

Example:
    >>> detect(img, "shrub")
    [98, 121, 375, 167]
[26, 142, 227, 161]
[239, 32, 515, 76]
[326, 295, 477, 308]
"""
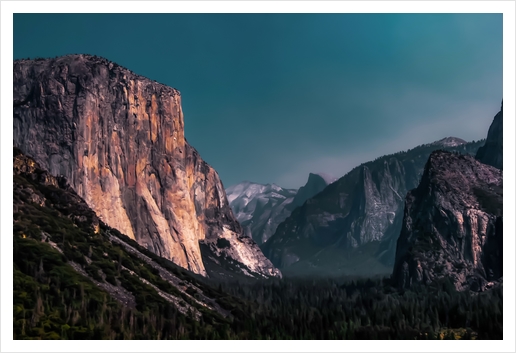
[216, 238, 231, 249]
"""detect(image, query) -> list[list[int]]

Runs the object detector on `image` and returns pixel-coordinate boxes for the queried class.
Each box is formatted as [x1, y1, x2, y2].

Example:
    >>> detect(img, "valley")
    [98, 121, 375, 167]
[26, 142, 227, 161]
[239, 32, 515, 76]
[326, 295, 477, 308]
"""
[11, 54, 503, 341]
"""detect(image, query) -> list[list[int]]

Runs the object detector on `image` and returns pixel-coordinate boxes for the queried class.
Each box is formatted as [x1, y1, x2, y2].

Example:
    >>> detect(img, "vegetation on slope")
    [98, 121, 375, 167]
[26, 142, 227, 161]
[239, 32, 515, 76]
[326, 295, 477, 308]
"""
[13, 147, 502, 340]
[13, 148, 232, 339]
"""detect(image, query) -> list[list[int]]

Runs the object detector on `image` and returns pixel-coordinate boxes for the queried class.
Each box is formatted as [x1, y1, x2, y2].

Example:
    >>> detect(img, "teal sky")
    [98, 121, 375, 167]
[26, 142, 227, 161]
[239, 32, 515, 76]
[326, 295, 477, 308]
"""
[14, 14, 502, 188]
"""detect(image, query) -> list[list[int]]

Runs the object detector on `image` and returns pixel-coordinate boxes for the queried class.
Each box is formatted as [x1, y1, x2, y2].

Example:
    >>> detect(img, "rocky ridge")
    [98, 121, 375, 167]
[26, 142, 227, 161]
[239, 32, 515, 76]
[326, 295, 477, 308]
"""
[262, 138, 484, 276]
[392, 151, 502, 291]
[13, 54, 280, 278]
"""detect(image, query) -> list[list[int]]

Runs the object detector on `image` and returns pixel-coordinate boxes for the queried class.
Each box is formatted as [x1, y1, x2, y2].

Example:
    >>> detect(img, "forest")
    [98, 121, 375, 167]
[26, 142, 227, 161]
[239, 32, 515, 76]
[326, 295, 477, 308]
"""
[14, 231, 504, 340]
[217, 276, 503, 340]
[13, 148, 503, 340]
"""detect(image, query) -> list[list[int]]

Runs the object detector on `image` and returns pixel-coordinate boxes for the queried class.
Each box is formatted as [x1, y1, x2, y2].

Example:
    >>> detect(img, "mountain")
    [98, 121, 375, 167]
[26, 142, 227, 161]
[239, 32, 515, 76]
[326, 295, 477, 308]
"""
[392, 151, 503, 291]
[12, 150, 503, 340]
[262, 138, 485, 277]
[429, 137, 467, 147]
[290, 173, 337, 209]
[13, 148, 236, 339]
[226, 182, 297, 245]
[476, 103, 503, 169]
[13, 54, 279, 279]
[226, 173, 334, 245]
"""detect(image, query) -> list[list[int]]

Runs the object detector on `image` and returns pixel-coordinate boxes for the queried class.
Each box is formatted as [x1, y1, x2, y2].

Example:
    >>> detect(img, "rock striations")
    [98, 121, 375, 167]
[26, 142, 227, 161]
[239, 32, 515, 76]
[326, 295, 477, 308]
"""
[476, 103, 503, 170]
[262, 139, 484, 275]
[392, 151, 502, 291]
[13, 54, 280, 278]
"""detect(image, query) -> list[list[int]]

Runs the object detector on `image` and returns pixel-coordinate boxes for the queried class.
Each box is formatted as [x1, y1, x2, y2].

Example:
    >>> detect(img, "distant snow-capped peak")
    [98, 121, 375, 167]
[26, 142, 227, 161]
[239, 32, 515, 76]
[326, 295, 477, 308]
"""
[430, 137, 467, 148]
[225, 181, 298, 245]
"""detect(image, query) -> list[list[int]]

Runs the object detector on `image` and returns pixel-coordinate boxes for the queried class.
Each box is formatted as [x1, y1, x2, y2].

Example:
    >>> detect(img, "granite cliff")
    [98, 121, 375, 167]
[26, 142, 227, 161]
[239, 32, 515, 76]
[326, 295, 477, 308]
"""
[392, 151, 503, 291]
[13, 54, 280, 278]
[262, 138, 484, 276]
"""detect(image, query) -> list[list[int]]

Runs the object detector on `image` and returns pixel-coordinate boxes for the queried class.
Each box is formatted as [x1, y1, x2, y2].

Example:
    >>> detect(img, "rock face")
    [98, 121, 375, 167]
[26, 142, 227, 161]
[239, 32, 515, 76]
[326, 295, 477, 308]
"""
[392, 151, 502, 291]
[226, 182, 298, 245]
[226, 173, 333, 246]
[476, 103, 503, 170]
[13, 148, 235, 326]
[13, 54, 280, 278]
[262, 138, 484, 276]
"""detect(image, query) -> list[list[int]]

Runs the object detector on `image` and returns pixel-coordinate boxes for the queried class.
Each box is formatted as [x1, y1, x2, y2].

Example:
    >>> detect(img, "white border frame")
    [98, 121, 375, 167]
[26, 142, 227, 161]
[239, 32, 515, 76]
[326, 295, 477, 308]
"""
[1, 2, 514, 352]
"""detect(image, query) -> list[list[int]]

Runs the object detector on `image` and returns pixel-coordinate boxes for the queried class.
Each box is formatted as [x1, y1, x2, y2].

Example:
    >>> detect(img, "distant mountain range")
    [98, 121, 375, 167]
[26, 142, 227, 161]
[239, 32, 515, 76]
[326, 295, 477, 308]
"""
[226, 173, 335, 245]
[11, 53, 503, 341]
[12, 54, 503, 294]
[261, 137, 486, 277]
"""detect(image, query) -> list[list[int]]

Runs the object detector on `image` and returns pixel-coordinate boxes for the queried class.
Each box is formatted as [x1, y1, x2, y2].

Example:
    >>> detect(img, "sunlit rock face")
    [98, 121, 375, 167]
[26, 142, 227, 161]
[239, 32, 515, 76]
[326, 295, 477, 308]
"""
[392, 151, 502, 291]
[13, 54, 280, 278]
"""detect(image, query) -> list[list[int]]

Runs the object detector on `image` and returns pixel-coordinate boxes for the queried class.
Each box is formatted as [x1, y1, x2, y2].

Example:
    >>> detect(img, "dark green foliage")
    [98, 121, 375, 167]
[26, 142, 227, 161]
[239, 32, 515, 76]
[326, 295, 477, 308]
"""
[13, 160, 231, 340]
[13, 237, 120, 339]
[215, 277, 502, 340]
[13, 150, 502, 340]
[216, 238, 231, 249]
[84, 264, 103, 282]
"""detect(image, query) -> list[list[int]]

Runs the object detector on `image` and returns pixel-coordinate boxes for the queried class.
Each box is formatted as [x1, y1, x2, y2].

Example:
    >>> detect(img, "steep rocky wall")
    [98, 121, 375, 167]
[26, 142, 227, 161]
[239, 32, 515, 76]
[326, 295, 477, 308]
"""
[476, 103, 503, 170]
[13, 54, 279, 278]
[263, 139, 483, 271]
[392, 151, 503, 291]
